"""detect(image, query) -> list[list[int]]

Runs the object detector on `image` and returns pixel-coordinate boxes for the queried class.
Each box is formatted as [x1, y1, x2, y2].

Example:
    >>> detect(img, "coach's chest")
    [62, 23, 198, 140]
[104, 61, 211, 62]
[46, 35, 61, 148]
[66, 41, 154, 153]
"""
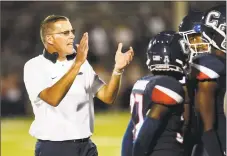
[48, 61, 89, 95]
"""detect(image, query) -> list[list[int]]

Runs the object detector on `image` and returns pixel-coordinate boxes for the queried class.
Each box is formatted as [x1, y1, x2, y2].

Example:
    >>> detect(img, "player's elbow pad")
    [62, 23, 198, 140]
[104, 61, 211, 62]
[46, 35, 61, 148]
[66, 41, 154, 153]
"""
[133, 117, 161, 156]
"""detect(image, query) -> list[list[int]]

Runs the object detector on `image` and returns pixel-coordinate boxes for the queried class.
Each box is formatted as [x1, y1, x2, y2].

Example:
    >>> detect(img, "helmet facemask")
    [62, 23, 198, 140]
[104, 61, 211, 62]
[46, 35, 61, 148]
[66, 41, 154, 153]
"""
[180, 30, 211, 63]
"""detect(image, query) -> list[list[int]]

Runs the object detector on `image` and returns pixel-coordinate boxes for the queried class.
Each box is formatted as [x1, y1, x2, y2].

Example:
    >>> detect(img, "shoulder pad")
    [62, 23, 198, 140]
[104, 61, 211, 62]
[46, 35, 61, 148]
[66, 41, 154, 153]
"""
[132, 75, 154, 92]
[132, 80, 150, 91]
[151, 76, 185, 105]
[191, 54, 225, 81]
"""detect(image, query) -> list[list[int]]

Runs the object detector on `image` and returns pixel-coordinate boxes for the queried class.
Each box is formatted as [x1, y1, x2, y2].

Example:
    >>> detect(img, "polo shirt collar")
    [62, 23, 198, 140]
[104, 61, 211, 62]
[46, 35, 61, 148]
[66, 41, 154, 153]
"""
[43, 49, 76, 63]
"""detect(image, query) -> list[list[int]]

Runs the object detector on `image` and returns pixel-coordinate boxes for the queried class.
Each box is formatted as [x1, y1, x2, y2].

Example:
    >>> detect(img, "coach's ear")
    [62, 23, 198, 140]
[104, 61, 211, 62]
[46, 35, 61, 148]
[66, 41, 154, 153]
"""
[46, 35, 54, 45]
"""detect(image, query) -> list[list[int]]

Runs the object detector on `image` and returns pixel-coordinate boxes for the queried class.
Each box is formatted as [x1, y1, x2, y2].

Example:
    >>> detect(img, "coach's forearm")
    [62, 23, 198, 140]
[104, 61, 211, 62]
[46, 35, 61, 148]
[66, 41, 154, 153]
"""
[105, 70, 122, 104]
[39, 62, 82, 107]
[96, 68, 122, 104]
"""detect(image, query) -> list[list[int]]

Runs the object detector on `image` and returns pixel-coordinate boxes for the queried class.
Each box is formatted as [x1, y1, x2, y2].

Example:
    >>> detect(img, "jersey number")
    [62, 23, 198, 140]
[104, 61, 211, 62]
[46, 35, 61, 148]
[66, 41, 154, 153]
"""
[130, 93, 144, 140]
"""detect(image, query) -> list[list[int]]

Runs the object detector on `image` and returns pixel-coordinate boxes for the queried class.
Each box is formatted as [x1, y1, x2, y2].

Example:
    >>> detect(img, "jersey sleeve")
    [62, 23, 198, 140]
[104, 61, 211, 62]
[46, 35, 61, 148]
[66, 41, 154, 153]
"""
[191, 54, 225, 81]
[150, 77, 185, 105]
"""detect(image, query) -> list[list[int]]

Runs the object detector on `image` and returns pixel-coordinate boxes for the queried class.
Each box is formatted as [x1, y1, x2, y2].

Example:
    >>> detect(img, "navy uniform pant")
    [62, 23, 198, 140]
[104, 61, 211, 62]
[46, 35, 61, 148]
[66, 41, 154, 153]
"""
[35, 138, 98, 156]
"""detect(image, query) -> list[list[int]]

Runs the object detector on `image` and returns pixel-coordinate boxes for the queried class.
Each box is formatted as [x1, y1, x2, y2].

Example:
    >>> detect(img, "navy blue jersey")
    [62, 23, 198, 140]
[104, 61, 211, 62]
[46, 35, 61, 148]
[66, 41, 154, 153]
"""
[191, 53, 226, 114]
[130, 75, 185, 148]
[190, 53, 226, 151]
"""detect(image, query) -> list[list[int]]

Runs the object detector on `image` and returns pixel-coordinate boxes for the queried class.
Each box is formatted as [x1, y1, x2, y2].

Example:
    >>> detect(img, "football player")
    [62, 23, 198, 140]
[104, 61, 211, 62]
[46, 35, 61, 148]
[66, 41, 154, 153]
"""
[180, 5, 226, 156]
[121, 31, 190, 156]
[179, 11, 210, 63]
[178, 11, 209, 156]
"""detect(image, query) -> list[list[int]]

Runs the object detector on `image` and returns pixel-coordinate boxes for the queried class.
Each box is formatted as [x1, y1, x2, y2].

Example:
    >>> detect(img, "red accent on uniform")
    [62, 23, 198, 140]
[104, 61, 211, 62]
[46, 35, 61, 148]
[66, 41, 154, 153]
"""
[151, 87, 177, 105]
[196, 71, 210, 80]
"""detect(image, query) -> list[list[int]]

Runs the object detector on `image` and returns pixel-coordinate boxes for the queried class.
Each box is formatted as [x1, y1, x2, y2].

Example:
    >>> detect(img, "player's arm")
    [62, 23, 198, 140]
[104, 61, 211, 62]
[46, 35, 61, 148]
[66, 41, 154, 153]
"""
[195, 80, 223, 156]
[121, 119, 134, 156]
[178, 76, 190, 136]
[182, 85, 190, 136]
[132, 104, 169, 156]
[181, 85, 193, 156]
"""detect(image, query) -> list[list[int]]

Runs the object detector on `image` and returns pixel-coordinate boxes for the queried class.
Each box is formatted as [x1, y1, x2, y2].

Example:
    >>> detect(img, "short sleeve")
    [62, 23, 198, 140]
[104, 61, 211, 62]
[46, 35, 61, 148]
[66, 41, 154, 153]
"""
[191, 54, 225, 81]
[86, 61, 105, 95]
[23, 60, 50, 104]
[151, 77, 185, 105]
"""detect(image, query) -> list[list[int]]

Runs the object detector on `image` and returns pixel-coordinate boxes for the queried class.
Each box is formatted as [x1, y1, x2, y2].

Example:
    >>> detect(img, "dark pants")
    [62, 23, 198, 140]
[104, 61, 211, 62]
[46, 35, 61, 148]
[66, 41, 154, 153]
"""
[35, 138, 98, 156]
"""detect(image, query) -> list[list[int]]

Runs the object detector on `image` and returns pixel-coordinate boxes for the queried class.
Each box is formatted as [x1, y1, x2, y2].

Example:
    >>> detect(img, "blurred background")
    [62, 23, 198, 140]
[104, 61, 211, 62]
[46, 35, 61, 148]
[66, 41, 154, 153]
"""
[1, 1, 225, 156]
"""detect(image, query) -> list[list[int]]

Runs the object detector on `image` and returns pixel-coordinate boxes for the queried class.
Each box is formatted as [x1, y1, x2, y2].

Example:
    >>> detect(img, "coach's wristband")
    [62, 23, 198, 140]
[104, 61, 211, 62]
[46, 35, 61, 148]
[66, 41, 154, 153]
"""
[113, 69, 124, 75]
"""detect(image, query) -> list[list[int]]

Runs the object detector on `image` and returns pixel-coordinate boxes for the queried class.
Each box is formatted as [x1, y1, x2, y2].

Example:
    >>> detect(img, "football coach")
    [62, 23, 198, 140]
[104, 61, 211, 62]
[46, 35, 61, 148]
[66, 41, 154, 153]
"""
[23, 15, 134, 156]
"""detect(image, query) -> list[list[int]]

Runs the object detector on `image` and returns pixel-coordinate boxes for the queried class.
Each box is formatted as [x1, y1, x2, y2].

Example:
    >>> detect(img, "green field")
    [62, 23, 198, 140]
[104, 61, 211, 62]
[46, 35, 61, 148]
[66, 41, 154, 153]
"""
[1, 111, 131, 156]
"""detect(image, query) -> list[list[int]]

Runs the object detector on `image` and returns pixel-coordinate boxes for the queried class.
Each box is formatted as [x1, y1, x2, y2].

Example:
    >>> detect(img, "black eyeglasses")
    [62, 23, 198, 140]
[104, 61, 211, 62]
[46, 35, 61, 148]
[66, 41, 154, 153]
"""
[47, 29, 75, 36]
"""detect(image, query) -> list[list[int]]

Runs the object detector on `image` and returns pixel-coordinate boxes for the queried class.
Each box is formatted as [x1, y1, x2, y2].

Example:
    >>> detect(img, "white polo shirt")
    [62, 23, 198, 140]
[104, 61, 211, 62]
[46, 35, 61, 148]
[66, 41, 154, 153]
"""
[23, 52, 104, 141]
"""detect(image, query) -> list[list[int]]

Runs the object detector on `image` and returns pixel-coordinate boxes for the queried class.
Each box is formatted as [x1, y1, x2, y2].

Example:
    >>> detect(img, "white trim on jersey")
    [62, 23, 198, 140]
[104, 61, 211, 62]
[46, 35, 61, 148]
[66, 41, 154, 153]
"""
[132, 80, 150, 91]
[191, 63, 220, 79]
[155, 85, 184, 103]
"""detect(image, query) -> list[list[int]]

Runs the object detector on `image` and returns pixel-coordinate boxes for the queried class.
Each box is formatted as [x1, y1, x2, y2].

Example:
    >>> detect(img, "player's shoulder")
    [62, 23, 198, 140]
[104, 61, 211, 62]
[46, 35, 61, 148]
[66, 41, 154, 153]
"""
[149, 75, 185, 105]
[132, 75, 154, 92]
[191, 53, 225, 80]
[154, 75, 184, 88]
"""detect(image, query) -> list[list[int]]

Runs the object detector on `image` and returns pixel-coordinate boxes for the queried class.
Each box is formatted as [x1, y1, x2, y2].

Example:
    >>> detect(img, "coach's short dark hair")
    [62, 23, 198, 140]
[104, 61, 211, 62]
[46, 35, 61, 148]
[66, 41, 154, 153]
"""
[40, 15, 68, 44]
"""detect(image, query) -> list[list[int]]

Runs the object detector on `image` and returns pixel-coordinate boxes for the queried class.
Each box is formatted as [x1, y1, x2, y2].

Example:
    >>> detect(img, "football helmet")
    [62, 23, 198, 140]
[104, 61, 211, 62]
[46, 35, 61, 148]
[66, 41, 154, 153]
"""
[179, 11, 211, 62]
[146, 31, 186, 75]
[201, 5, 226, 52]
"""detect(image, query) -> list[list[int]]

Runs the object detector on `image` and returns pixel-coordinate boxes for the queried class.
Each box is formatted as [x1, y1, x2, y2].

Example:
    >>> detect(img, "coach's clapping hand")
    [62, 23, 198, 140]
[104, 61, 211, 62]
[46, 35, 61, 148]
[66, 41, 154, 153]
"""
[114, 43, 134, 72]
[75, 32, 89, 65]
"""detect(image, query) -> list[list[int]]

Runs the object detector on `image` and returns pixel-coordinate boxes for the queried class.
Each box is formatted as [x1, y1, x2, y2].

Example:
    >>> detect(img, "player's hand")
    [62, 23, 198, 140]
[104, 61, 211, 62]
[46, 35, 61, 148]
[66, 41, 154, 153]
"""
[114, 43, 134, 71]
[75, 32, 89, 66]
